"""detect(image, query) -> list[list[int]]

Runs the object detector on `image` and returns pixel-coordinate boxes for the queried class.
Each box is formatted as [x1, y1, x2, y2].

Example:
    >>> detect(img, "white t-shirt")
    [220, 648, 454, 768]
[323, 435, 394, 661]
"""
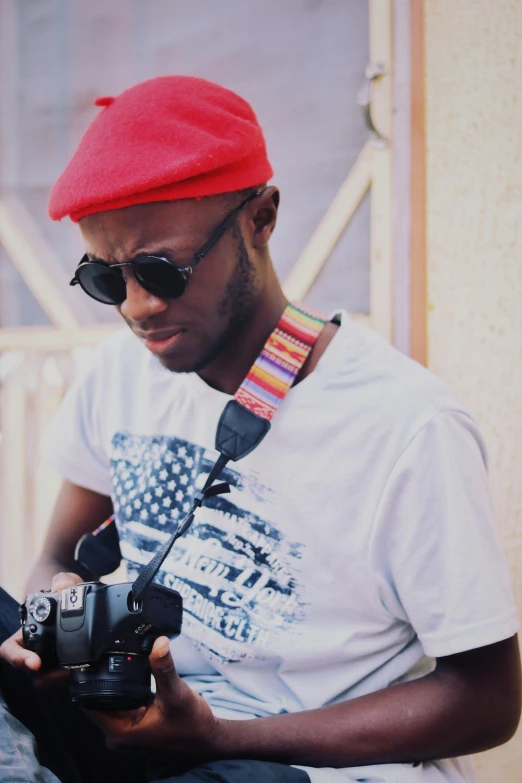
[42, 313, 519, 783]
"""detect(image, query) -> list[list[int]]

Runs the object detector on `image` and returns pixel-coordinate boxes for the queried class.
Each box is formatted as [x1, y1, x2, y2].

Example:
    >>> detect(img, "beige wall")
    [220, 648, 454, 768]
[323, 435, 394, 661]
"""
[424, 1, 522, 779]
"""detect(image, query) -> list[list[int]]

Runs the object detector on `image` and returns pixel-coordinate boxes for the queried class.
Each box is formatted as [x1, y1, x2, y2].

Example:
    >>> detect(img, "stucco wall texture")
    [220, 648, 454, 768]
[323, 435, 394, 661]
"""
[424, 1, 522, 779]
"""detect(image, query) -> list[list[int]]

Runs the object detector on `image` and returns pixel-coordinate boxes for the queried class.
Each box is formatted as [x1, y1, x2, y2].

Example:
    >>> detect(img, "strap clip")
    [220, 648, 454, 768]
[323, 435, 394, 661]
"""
[216, 400, 271, 461]
[193, 482, 230, 507]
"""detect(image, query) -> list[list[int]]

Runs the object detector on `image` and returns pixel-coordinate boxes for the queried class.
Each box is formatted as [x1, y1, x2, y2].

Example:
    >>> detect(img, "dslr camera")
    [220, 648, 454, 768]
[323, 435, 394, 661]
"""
[20, 581, 182, 711]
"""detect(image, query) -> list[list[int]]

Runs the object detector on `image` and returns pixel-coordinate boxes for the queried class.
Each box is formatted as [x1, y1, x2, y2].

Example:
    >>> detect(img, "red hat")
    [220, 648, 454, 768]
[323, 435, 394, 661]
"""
[48, 75, 273, 222]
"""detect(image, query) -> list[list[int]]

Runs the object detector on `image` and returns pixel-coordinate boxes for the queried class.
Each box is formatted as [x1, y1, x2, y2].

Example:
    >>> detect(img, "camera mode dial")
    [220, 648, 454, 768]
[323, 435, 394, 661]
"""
[29, 595, 53, 623]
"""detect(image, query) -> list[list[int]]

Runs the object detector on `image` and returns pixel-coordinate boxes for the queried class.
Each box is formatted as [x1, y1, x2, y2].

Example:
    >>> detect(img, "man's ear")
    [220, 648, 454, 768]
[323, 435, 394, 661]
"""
[250, 186, 279, 249]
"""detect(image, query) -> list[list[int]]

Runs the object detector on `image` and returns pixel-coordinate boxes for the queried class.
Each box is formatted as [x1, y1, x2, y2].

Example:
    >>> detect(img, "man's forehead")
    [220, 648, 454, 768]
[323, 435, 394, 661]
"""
[79, 197, 222, 258]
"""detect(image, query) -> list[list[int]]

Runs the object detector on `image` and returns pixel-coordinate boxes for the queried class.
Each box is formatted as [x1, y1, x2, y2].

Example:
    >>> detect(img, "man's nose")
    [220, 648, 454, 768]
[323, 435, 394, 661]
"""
[119, 275, 169, 321]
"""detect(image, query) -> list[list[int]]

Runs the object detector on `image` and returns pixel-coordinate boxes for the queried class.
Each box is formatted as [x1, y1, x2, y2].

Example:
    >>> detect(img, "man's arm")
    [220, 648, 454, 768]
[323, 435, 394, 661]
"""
[26, 479, 113, 592]
[213, 636, 521, 766]
[90, 634, 521, 768]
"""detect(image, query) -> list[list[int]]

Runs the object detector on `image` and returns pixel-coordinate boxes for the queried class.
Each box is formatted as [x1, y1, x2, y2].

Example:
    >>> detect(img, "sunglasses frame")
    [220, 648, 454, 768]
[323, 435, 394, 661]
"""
[70, 190, 260, 305]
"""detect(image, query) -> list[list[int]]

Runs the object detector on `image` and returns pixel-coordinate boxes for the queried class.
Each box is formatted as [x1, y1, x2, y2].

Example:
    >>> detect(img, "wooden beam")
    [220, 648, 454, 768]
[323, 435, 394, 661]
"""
[368, 0, 394, 341]
[392, 0, 412, 355]
[0, 324, 120, 351]
[0, 197, 85, 329]
[0, 362, 28, 599]
[283, 143, 372, 302]
[32, 358, 67, 554]
[410, 0, 427, 365]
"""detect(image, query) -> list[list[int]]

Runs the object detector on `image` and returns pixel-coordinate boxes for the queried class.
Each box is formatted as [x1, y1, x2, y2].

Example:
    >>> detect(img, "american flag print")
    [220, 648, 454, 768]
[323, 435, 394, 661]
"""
[110, 432, 305, 664]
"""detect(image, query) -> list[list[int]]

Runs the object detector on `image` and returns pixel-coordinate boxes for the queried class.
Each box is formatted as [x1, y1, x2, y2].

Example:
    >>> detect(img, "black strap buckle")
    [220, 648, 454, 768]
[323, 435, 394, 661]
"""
[215, 400, 271, 460]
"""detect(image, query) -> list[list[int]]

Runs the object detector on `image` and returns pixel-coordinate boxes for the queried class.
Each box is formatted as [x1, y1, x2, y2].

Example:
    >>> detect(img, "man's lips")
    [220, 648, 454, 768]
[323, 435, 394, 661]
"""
[137, 329, 185, 355]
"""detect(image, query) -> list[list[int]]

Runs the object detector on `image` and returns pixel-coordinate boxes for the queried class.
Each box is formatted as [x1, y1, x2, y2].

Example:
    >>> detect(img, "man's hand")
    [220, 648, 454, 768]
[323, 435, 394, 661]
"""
[90, 636, 521, 768]
[86, 637, 219, 759]
[0, 572, 83, 686]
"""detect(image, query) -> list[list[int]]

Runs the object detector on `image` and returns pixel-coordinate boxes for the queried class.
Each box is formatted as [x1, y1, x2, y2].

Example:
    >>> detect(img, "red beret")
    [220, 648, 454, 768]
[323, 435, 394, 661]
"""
[48, 75, 273, 222]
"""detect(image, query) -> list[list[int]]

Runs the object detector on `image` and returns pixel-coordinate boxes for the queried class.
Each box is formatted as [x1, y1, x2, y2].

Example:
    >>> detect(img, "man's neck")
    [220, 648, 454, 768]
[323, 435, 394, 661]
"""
[197, 292, 340, 396]
[197, 288, 289, 395]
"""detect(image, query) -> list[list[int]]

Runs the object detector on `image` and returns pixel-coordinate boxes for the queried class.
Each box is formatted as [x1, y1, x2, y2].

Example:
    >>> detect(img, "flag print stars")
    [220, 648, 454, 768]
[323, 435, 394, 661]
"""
[110, 432, 308, 668]
[110, 433, 207, 538]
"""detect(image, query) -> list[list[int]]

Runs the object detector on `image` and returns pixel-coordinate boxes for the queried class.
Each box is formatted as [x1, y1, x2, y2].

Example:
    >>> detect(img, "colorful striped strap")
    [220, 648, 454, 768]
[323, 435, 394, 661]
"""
[132, 304, 327, 599]
[234, 304, 327, 421]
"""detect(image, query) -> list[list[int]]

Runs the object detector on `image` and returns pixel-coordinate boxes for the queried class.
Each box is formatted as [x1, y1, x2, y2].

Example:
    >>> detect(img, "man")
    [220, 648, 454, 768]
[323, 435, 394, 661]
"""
[0, 75, 520, 783]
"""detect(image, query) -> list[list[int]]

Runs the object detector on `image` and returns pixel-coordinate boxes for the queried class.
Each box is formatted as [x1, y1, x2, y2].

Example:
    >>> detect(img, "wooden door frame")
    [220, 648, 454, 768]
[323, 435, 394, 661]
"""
[283, 0, 394, 340]
[285, 0, 427, 362]
[409, 0, 427, 365]
[393, 0, 427, 364]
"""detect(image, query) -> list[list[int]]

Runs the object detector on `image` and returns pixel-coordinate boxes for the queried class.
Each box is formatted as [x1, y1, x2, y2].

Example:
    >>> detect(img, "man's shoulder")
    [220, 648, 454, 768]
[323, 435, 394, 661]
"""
[328, 314, 471, 431]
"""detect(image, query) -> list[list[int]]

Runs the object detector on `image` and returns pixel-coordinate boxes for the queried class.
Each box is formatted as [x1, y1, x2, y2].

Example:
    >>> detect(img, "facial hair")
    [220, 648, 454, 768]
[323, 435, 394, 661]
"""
[180, 226, 258, 374]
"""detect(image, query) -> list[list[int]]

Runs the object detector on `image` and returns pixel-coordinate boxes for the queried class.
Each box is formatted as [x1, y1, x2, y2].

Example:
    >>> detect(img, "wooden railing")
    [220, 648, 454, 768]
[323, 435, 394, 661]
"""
[0, 196, 120, 598]
[0, 328, 118, 600]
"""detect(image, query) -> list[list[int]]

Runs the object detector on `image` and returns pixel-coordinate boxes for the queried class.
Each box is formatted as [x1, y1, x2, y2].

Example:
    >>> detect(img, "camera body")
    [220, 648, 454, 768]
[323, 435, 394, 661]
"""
[20, 581, 182, 711]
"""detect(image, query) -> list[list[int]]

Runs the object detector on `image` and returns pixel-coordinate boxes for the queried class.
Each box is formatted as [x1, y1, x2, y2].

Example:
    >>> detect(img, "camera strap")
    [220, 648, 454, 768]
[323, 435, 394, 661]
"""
[131, 304, 327, 603]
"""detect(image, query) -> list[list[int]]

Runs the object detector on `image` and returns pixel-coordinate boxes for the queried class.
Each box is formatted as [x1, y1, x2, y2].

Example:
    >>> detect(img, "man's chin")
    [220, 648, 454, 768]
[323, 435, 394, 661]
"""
[143, 321, 238, 376]
[138, 331, 207, 373]
[152, 348, 211, 375]
[154, 353, 197, 374]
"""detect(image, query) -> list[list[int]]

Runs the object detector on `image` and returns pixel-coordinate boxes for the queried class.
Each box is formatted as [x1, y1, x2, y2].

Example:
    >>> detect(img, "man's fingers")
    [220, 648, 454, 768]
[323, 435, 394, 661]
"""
[51, 572, 84, 591]
[0, 629, 42, 671]
[149, 636, 180, 701]
[86, 706, 146, 724]
[84, 707, 147, 750]
[33, 667, 71, 690]
[83, 710, 128, 749]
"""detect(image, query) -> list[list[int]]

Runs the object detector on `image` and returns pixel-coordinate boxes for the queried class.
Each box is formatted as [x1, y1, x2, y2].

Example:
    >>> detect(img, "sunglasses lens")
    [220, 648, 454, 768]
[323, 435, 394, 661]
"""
[77, 263, 126, 305]
[135, 257, 187, 299]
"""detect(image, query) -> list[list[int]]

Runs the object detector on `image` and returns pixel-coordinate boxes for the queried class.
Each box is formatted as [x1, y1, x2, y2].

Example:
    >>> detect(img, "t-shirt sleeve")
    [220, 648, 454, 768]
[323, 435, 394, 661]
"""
[41, 355, 112, 497]
[370, 409, 519, 658]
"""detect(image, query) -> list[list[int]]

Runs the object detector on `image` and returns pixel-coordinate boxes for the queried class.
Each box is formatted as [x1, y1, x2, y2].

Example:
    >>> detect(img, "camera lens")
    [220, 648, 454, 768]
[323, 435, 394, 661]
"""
[69, 652, 152, 711]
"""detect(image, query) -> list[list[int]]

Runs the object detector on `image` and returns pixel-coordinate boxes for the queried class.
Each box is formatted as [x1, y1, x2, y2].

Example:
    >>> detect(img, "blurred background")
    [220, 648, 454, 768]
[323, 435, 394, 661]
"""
[0, 1, 521, 779]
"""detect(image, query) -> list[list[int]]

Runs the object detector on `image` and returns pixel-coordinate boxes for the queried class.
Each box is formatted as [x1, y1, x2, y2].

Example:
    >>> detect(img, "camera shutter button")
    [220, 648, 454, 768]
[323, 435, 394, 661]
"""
[29, 624, 37, 633]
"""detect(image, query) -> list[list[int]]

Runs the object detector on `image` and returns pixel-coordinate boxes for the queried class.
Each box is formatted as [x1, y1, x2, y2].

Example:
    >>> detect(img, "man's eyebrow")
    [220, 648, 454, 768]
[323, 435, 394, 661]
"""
[86, 248, 177, 265]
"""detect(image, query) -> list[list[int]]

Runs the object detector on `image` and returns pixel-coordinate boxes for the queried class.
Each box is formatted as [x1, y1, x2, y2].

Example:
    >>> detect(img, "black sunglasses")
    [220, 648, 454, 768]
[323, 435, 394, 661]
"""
[69, 192, 259, 305]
